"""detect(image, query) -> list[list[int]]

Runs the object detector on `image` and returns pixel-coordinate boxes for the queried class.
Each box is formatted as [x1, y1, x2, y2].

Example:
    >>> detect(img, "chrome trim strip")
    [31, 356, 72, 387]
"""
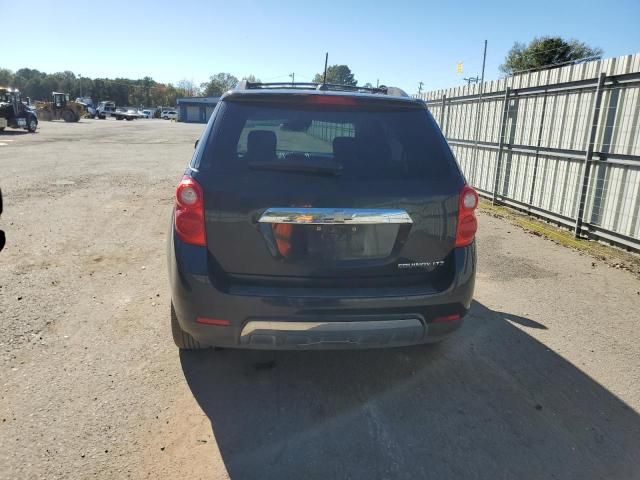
[241, 319, 422, 337]
[258, 208, 412, 224]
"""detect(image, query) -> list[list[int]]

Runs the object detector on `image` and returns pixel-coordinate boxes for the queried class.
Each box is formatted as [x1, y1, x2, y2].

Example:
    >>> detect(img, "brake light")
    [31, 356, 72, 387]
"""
[455, 185, 479, 247]
[307, 95, 357, 106]
[175, 176, 206, 246]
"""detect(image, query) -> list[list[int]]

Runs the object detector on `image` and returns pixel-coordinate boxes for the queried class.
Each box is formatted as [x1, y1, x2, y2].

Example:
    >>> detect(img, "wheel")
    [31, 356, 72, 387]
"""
[99, 114, 106, 120]
[171, 303, 208, 350]
[27, 118, 37, 133]
[125, 117, 133, 121]
[62, 109, 75, 122]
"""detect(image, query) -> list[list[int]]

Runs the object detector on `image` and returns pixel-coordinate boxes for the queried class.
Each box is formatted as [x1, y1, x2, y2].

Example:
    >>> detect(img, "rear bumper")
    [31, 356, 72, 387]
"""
[168, 231, 476, 350]
[240, 318, 425, 349]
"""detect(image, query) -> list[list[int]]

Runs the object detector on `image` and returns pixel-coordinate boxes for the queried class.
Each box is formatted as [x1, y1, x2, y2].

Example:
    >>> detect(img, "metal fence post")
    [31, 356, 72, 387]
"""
[492, 87, 511, 204]
[574, 72, 606, 238]
[441, 94, 448, 135]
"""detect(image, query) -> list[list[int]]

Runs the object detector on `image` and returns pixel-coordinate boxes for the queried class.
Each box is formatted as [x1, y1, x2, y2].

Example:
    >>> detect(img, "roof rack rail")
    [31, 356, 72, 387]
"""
[235, 81, 409, 97]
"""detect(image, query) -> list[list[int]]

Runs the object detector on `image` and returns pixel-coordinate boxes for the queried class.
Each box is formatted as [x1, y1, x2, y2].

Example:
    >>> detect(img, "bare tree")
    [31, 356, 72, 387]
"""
[177, 79, 199, 97]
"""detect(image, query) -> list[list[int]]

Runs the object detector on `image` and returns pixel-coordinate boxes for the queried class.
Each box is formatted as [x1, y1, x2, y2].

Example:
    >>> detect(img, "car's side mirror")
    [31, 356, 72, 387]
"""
[194, 139, 199, 149]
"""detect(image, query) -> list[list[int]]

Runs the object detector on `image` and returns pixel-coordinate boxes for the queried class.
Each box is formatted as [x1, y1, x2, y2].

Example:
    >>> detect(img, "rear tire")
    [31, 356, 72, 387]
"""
[171, 303, 208, 350]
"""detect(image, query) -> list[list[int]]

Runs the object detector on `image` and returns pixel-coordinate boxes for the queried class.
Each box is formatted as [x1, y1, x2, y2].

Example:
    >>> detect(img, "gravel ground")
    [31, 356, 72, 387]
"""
[0, 120, 639, 480]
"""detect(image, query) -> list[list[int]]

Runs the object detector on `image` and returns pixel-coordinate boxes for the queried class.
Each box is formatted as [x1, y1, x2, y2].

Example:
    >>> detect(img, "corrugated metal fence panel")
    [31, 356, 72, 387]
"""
[420, 53, 640, 251]
[596, 85, 640, 156]
[585, 162, 640, 238]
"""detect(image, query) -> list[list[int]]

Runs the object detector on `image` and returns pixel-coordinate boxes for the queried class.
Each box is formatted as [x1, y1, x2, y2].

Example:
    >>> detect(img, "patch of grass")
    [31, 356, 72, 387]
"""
[479, 199, 640, 278]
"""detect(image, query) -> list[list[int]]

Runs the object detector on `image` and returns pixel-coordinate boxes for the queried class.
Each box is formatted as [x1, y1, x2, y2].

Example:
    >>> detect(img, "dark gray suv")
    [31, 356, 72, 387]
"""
[167, 82, 478, 350]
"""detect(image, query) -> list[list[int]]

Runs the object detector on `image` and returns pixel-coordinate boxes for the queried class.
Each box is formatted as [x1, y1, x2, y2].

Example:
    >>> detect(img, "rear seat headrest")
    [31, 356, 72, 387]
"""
[333, 136, 356, 158]
[247, 130, 277, 161]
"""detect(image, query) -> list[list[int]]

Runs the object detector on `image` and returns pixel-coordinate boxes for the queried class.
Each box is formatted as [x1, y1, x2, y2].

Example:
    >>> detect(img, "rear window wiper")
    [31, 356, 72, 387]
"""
[248, 158, 342, 176]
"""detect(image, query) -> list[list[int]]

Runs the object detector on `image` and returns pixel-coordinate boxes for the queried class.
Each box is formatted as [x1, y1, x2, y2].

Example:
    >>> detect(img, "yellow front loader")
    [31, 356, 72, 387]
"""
[36, 92, 86, 122]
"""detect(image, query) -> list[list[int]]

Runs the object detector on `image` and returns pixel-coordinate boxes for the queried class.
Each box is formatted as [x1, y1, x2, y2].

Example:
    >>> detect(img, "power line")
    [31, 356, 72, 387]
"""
[471, 40, 488, 180]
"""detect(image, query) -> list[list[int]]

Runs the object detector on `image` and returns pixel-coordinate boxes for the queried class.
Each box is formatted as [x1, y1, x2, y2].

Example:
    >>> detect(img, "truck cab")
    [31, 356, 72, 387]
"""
[52, 92, 70, 109]
[96, 101, 116, 119]
[0, 87, 38, 133]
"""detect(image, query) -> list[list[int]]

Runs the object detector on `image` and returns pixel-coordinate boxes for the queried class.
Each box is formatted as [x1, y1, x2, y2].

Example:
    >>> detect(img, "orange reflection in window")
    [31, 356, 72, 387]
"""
[272, 223, 293, 257]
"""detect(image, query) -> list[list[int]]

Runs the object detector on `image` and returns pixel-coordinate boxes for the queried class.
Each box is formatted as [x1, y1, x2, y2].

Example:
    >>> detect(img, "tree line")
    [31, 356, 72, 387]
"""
[0, 68, 271, 107]
[0, 68, 202, 107]
[0, 64, 366, 106]
[198, 65, 361, 96]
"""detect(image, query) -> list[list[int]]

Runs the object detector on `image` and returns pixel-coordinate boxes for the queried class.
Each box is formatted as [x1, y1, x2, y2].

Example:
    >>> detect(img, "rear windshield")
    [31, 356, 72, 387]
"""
[199, 99, 460, 182]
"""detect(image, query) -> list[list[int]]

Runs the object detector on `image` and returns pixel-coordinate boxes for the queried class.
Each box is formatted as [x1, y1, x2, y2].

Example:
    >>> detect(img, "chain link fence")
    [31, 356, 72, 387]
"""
[419, 54, 640, 251]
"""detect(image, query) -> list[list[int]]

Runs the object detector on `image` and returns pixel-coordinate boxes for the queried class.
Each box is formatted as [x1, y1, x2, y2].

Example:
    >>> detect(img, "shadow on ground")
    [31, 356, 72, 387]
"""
[181, 301, 640, 479]
[0, 130, 33, 136]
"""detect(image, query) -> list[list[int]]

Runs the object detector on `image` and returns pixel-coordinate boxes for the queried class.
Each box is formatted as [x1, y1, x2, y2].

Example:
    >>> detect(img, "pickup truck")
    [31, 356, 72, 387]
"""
[96, 101, 140, 121]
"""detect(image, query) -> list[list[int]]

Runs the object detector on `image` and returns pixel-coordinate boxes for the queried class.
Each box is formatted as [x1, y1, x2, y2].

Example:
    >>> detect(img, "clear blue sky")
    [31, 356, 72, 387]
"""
[3, 0, 639, 94]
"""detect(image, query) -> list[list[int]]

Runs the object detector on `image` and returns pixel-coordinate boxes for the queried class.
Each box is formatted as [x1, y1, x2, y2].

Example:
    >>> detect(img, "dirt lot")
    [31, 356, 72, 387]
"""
[1, 120, 639, 480]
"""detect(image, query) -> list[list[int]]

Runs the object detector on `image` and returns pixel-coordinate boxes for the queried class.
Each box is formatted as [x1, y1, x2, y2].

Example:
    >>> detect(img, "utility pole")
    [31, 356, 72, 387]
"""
[418, 81, 424, 95]
[463, 76, 480, 86]
[289, 72, 295, 86]
[471, 39, 488, 184]
[376, 79, 379, 88]
[479, 39, 487, 90]
[322, 53, 329, 84]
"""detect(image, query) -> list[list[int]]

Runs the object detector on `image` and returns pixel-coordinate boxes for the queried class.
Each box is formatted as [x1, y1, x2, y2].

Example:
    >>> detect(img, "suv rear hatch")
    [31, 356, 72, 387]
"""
[194, 92, 465, 288]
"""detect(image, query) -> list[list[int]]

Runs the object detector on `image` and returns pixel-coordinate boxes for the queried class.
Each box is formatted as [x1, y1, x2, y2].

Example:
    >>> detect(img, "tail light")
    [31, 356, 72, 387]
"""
[174, 176, 206, 246]
[455, 185, 479, 247]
